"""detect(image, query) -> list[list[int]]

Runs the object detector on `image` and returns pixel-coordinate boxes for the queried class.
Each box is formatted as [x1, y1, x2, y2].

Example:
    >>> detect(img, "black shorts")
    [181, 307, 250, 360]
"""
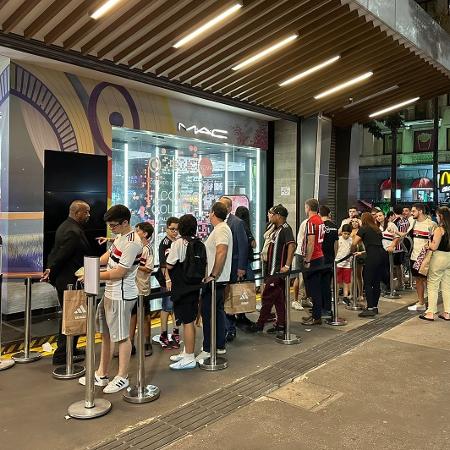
[411, 266, 427, 279]
[173, 291, 200, 325]
[393, 252, 403, 266]
[131, 295, 151, 315]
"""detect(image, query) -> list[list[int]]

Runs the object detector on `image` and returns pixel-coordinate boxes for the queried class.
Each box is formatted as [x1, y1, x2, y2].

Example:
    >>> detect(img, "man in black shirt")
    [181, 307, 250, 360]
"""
[42, 200, 91, 365]
[319, 206, 339, 315]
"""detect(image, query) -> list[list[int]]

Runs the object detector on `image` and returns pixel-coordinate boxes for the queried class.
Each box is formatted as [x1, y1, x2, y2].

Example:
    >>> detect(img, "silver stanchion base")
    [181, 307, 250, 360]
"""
[346, 305, 363, 311]
[12, 351, 42, 363]
[68, 399, 112, 419]
[275, 334, 300, 345]
[0, 359, 15, 371]
[123, 385, 160, 404]
[199, 356, 228, 371]
[326, 318, 347, 326]
[52, 364, 85, 379]
[383, 291, 401, 299]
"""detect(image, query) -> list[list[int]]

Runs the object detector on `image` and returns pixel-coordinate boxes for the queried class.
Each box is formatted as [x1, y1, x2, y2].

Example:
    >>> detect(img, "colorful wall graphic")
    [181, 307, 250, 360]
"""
[0, 61, 268, 276]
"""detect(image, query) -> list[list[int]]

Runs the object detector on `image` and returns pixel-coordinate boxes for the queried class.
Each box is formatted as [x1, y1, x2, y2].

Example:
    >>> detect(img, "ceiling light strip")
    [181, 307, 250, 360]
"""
[232, 34, 298, 71]
[279, 55, 341, 87]
[91, 0, 122, 20]
[314, 71, 373, 100]
[369, 97, 420, 118]
[173, 3, 242, 48]
[343, 85, 399, 109]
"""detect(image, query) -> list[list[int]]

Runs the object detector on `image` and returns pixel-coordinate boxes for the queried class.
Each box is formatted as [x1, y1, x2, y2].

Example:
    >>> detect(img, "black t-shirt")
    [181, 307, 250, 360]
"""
[357, 225, 383, 250]
[157, 236, 174, 287]
[243, 223, 256, 262]
[267, 222, 295, 276]
[322, 220, 338, 264]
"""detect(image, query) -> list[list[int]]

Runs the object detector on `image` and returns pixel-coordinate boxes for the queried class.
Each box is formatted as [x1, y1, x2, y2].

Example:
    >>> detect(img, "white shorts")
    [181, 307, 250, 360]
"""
[96, 296, 136, 343]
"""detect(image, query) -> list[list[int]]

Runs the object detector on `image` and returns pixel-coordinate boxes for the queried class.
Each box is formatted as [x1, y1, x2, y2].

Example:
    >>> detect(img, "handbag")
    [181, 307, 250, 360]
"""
[413, 245, 432, 277]
[224, 281, 257, 314]
[61, 287, 87, 336]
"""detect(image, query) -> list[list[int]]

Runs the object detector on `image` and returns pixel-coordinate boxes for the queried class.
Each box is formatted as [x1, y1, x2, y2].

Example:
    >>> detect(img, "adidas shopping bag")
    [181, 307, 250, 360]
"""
[62, 288, 87, 336]
[224, 281, 256, 314]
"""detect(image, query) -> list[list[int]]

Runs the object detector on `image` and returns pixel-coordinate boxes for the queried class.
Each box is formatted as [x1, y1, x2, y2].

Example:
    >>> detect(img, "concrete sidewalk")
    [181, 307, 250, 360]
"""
[0, 291, 423, 450]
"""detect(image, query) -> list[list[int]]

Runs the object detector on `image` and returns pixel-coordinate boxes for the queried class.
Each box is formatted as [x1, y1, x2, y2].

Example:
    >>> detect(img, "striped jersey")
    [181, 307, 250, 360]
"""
[394, 217, 410, 252]
[267, 222, 295, 276]
[105, 230, 143, 301]
[410, 218, 437, 261]
[136, 243, 154, 296]
[380, 222, 399, 252]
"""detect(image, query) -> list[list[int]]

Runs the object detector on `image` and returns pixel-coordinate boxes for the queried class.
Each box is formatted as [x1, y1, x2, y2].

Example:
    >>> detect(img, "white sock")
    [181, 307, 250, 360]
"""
[183, 353, 195, 361]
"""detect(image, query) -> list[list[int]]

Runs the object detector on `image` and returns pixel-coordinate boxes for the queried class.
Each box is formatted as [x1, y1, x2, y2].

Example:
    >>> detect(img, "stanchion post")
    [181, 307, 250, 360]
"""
[402, 238, 414, 291]
[346, 256, 362, 311]
[326, 261, 347, 326]
[276, 272, 300, 345]
[123, 294, 160, 403]
[12, 277, 42, 363]
[383, 253, 401, 299]
[53, 284, 85, 379]
[68, 257, 111, 419]
[199, 280, 227, 371]
[0, 235, 15, 370]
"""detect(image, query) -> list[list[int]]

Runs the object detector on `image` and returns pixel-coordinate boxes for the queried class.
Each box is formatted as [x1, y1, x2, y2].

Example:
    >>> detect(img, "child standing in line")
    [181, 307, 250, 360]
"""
[336, 224, 353, 304]
[130, 222, 155, 356]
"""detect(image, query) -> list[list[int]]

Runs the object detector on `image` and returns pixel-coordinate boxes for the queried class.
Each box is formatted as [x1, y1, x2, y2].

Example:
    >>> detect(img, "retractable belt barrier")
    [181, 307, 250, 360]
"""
[327, 254, 352, 326]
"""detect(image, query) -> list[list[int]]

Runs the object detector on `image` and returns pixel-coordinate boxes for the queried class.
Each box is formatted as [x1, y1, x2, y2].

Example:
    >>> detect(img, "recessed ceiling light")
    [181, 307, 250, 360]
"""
[173, 3, 242, 48]
[343, 85, 399, 109]
[314, 71, 373, 100]
[90, 0, 122, 20]
[369, 97, 420, 118]
[232, 34, 298, 71]
[279, 55, 340, 87]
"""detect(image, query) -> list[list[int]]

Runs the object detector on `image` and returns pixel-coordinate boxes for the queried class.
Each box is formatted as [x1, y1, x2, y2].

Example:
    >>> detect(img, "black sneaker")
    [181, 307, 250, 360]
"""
[266, 325, 285, 334]
[144, 343, 153, 357]
[246, 323, 264, 333]
[341, 297, 351, 306]
[359, 308, 376, 318]
[226, 331, 236, 342]
[131, 344, 137, 355]
[301, 316, 322, 326]
[52, 354, 84, 365]
[321, 310, 332, 318]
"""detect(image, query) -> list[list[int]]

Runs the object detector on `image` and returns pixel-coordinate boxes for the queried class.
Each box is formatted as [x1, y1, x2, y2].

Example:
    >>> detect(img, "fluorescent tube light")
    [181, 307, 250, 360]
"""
[173, 3, 242, 48]
[314, 71, 373, 99]
[232, 34, 298, 71]
[343, 85, 399, 109]
[90, 0, 121, 20]
[279, 55, 340, 86]
[369, 97, 420, 118]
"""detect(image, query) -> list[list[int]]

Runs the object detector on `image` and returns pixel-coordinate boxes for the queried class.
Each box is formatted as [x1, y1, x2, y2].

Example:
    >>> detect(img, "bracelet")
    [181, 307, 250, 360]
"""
[284, 265, 290, 269]
[209, 274, 217, 279]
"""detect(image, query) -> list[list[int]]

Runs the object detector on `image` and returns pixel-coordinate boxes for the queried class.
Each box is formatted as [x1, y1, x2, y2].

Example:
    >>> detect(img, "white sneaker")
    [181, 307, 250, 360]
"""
[217, 348, 227, 355]
[408, 303, 426, 311]
[291, 301, 304, 311]
[78, 372, 109, 387]
[103, 375, 129, 394]
[170, 351, 186, 362]
[195, 350, 210, 363]
[170, 357, 196, 370]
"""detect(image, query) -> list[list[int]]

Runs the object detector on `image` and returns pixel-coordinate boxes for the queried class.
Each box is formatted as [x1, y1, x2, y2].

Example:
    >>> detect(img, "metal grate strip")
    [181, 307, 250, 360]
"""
[92, 306, 414, 450]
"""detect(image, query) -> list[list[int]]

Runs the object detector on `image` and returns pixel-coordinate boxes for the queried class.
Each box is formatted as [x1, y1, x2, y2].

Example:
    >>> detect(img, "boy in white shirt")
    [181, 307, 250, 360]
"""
[336, 224, 353, 303]
[79, 205, 143, 394]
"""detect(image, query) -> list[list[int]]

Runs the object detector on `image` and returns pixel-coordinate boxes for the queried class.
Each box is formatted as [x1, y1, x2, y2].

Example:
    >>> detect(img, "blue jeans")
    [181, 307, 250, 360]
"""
[201, 283, 226, 352]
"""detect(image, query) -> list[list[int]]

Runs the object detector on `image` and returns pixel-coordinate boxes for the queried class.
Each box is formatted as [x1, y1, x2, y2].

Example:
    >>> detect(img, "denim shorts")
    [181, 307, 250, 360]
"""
[161, 289, 173, 312]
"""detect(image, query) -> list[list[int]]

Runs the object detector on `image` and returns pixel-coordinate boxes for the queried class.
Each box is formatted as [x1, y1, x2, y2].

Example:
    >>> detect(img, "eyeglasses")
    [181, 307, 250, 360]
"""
[168, 227, 178, 232]
[108, 221, 123, 229]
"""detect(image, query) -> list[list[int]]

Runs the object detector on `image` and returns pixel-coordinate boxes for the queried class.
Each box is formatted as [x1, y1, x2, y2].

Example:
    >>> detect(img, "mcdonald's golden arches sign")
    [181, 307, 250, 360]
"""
[439, 171, 450, 193]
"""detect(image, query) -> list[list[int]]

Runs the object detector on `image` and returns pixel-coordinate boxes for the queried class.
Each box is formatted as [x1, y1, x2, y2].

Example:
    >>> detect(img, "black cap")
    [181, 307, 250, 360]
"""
[272, 205, 288, 218]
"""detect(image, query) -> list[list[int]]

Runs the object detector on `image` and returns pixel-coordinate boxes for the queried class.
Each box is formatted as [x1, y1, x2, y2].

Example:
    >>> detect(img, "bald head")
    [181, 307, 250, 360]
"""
[69, 200, 90, 224]
[219, 196, 232, 214]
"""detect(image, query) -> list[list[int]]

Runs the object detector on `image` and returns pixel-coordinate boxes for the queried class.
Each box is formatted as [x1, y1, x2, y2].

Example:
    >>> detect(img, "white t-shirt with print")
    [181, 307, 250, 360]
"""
[380, 222, 399, 251]
[295, 218, 308, 255]
[410, 218, 437, 261]
[205, 221, 233, 282]
[105, 230, 143, 301]
[136, 243, 154, 296]
[336, 236, 352, 268]
[166, 238, 188, 265]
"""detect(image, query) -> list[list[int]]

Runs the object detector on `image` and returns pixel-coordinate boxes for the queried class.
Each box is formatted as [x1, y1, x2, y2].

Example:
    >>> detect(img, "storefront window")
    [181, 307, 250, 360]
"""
[112, 127, 266, 261]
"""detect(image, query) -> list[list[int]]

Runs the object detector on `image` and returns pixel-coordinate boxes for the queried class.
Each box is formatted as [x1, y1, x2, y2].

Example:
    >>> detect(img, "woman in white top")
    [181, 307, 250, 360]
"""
[376, 211, 399, 292]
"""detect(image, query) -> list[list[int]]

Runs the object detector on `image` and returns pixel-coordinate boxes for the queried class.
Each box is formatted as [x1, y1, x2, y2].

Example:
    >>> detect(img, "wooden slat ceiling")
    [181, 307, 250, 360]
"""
[0, 0, 449, 125]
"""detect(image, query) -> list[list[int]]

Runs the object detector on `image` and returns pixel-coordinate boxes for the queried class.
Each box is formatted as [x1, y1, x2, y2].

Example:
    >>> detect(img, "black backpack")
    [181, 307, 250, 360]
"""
[181, 237, 207, 285]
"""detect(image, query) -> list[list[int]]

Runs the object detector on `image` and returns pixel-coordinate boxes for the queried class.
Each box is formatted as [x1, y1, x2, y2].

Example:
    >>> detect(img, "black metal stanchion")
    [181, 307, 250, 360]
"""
[402, 237, 414, 291]
[53, 284, 85, 380]
[199, 280, 227, 371]
[383, 252, 401, 299]
[276, 272, 300, 345]
[68, 257, 111, 419]
[347, 256, 362, 311]
[0, 235, 15, 370]
[12, 277, 41, 363]
[326, 261, 347, 326]
[124, 294, 160, 403]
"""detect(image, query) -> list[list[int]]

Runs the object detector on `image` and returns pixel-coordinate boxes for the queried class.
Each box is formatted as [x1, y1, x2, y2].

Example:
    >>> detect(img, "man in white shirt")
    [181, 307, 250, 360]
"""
[292, 218, 308, 310]
[197, 202, 233, 363]
[79, 205, 143, 394]
[338, 206, 361, 233]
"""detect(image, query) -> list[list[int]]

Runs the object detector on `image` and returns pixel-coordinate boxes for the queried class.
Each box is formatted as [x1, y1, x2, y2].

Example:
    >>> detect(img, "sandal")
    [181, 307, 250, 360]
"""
[438, 314, 450, 321]
[419, 314, 434, 321]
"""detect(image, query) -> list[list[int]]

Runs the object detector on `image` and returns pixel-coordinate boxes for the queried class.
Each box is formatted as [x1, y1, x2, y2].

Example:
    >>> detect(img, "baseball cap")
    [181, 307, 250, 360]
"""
[271, 205, 288, 218]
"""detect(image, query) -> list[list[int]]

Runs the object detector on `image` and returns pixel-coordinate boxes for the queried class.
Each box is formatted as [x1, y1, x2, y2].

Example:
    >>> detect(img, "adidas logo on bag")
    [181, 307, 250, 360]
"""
[240, 291, 249, 304]
[74, 305, 87, 320]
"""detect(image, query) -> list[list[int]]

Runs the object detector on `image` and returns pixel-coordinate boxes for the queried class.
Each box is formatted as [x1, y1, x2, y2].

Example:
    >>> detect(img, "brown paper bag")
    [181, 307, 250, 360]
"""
[62, 289, 87, 336]
[224, 281, 256, 314]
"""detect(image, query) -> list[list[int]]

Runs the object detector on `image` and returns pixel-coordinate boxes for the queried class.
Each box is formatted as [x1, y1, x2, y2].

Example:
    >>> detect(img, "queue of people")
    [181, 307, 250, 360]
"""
[43, 197, 450, 392]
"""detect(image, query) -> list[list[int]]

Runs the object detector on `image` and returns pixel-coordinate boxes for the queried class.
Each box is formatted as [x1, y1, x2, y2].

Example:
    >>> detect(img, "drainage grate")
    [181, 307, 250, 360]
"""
[91, 306, 413, 450]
